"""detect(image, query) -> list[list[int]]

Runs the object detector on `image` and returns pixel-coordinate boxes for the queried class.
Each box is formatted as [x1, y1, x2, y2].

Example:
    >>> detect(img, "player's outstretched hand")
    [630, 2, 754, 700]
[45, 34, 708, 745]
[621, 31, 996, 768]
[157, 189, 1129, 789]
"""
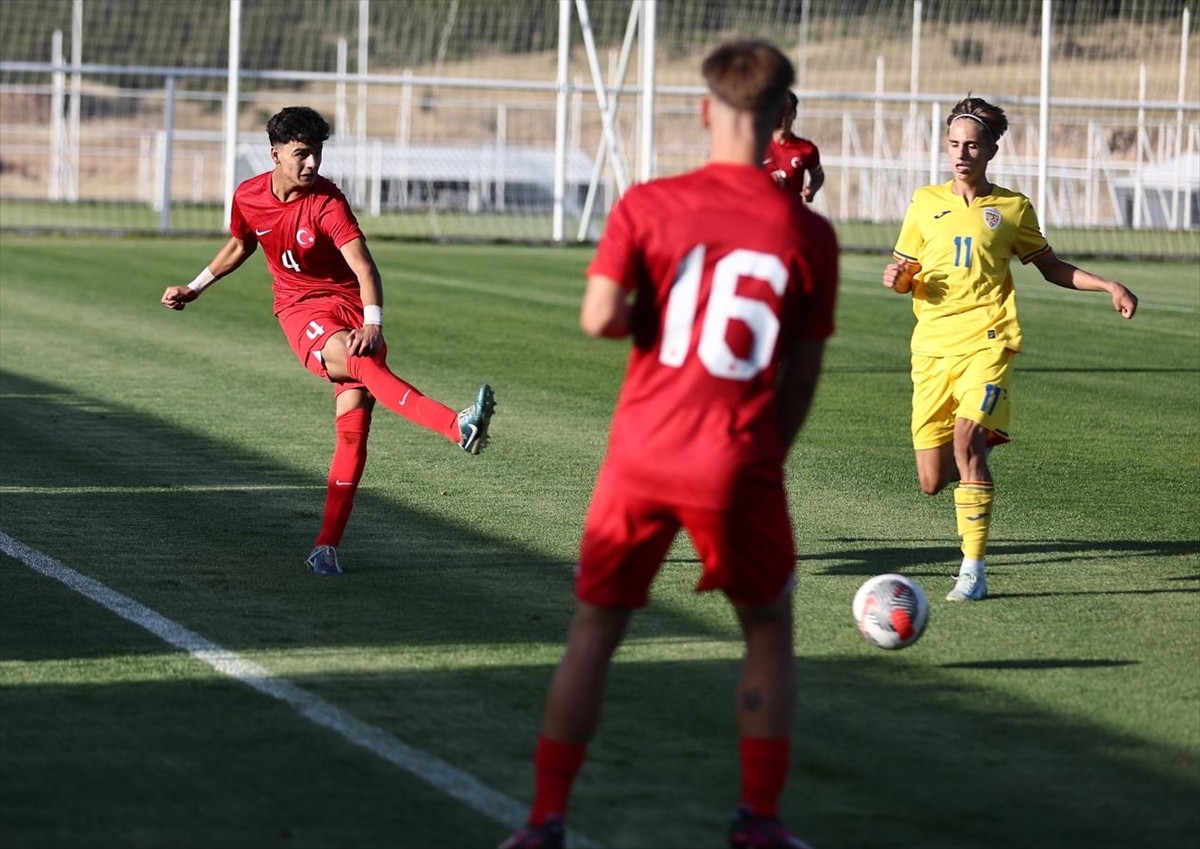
[1112, 283, 1138, 319]
[161, 285, 199, 311]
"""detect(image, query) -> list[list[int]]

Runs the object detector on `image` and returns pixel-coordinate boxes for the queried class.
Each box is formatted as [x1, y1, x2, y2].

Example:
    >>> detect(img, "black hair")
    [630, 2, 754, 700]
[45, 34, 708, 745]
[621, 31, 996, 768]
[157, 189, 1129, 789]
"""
[266, 106, 331, 147]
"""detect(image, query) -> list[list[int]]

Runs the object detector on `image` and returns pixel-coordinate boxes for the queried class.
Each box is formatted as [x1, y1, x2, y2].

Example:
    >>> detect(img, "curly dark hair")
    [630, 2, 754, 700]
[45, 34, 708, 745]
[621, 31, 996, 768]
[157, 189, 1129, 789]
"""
[266, 106, 331, 147]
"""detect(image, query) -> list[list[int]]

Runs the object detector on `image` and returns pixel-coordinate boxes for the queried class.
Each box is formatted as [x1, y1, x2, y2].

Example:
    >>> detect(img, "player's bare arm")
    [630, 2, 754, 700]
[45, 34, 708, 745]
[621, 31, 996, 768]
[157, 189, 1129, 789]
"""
[778, 339, 826, 449]
[1031, 250, 1139, 319]
[160, 235, 256, 310]
[882, 260, 919, 295]
[580, 274, 632, 339]
[802, 164, 824, 201]
[339, 236, 385, 356]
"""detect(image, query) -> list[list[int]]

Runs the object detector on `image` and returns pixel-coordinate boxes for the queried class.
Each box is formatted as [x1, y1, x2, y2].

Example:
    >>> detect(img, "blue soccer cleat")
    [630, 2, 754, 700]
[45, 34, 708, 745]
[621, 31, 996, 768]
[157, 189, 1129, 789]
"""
[497, 817, 564, 849]
[729, 807, 814, 849]
[305, 544, 344, 576]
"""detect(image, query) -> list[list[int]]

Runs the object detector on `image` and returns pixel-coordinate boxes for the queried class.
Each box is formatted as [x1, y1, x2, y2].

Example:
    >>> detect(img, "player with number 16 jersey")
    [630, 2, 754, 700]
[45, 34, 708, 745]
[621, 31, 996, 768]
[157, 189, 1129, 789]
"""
[500, 41, 836, 849]
[588, 162, 838, 513]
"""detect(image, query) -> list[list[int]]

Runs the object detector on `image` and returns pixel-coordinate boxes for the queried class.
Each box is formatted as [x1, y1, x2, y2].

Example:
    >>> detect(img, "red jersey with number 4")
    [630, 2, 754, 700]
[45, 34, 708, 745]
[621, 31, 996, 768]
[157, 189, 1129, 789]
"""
[763, 136, 820, 197]
[587, 162, 839, 509]
[229, 173, 366, 314]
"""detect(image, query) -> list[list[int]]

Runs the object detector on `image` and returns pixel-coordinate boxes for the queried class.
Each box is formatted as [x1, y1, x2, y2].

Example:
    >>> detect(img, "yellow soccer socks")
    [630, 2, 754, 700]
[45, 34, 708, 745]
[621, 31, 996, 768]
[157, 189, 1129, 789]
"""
[954, 481, 995, 565]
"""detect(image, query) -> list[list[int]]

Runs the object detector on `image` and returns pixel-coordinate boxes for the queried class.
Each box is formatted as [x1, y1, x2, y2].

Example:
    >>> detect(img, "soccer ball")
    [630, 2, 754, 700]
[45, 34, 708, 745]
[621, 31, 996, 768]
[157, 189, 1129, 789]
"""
[852, 573, 929, 650]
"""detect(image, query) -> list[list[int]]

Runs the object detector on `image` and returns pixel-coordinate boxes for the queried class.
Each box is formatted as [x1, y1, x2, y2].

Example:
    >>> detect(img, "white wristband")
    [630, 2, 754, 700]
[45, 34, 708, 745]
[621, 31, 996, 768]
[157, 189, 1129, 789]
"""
[186, 267, 215, 293]
[363, 304, 382, 326]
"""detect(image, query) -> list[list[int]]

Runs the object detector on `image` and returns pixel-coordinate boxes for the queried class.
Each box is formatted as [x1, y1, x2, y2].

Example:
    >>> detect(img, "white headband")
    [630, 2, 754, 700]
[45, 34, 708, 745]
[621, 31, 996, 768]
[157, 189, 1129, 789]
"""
[950, 113, 994, 141]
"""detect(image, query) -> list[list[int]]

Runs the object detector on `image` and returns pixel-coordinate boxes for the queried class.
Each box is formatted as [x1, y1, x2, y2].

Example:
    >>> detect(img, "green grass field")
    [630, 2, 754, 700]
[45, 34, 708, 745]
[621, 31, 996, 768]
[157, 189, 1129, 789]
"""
[4, 200, 1199, 261]
[1, 237, 1197, 849]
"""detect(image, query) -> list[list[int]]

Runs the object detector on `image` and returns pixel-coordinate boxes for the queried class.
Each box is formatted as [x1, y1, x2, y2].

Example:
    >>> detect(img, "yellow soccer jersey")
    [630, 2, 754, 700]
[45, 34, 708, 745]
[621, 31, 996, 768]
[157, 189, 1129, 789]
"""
[892, 181, 1050, 356]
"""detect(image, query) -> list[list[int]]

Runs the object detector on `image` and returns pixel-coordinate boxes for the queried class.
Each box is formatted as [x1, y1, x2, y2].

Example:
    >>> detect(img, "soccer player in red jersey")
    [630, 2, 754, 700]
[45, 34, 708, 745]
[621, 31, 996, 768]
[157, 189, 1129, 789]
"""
[500, 40, 838, 849]
[160, 106, 495, 577]
[763, 90, 824, 203]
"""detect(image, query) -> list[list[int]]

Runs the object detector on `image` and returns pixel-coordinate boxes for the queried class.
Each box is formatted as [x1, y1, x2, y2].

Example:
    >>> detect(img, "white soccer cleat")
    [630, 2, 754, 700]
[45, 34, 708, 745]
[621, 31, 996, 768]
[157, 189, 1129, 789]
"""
[946, 571, 987, 601]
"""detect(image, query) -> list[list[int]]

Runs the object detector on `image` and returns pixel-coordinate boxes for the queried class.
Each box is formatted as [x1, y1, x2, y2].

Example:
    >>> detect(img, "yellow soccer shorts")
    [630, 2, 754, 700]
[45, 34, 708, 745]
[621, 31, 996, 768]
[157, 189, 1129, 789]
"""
[910, 347, 1015, 450]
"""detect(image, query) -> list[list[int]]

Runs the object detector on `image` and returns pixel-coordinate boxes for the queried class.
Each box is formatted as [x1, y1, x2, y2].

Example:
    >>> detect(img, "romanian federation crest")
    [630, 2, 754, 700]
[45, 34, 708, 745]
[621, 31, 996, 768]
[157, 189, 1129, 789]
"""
[982, 207, 1001, 230]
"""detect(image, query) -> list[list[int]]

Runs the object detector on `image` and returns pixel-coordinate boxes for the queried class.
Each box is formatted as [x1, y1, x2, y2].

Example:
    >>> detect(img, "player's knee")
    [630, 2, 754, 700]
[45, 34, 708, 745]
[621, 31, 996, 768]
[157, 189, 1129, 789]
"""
[916, 465, 944, 494]
[919, 477, 944, 496]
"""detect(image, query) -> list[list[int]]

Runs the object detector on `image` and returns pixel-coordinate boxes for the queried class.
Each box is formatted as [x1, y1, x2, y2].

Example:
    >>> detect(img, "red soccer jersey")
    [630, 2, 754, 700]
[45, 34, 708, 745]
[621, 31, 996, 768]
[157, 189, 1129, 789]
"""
[763, 135, 821, 197]
[229, 173, 366, 313]
[587, 162, 839, 509]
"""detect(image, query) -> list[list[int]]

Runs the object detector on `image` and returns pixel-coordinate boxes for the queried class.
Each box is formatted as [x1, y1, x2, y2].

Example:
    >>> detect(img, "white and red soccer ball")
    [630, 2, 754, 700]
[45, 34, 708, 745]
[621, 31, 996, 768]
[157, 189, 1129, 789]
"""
[852, 573, 929, 650]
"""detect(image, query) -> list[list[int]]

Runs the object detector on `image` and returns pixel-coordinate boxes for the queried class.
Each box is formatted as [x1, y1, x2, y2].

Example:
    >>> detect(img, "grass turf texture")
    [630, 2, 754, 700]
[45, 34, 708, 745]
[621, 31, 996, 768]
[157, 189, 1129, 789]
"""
[4, 200, 1199, 261]
[0, 237, 1197, 849]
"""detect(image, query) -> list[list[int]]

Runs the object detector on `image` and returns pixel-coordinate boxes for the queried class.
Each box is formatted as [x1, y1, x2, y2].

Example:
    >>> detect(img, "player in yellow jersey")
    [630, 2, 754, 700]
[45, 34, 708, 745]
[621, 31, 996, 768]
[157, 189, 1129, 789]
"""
[882, 95, 1138, 602]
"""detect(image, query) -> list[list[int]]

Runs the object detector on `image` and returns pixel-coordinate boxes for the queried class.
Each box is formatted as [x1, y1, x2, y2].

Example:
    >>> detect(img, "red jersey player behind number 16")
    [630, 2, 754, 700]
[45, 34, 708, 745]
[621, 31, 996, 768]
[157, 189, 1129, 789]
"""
[160, 106, 495, 577]
[763, 90, 823, 203]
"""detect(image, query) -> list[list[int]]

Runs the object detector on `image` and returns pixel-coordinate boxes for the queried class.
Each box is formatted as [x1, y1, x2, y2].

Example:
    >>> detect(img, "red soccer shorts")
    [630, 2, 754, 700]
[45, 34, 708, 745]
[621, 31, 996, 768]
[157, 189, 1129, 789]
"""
[576, 466, 796, 608]
[276, 295, 373, 396]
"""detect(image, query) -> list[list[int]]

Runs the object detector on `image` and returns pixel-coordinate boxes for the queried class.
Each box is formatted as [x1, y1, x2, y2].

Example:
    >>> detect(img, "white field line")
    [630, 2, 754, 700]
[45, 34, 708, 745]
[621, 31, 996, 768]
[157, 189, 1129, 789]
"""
[0, 484, 325, 495]
[0, 531, 600, 849]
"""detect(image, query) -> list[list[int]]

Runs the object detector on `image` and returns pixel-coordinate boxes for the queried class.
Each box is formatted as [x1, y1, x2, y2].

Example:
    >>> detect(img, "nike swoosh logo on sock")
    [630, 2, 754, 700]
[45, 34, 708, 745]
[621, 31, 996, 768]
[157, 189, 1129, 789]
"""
[399, 389, 412, 406]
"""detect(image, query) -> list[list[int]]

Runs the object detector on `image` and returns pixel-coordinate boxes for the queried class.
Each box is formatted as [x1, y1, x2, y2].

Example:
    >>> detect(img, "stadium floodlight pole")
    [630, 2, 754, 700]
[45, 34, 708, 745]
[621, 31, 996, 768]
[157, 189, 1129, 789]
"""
[356, 0, 369, 209]
[872, 56, 885, 223]
[222, 0, 242, 230]
[928, 101, 940, 185]
[1175, 6, 1191, 228]
[336, 39, 348, 143]
[907, 0, 922, 195]
[638, 0, 656, 184]
[1135, 64, 1147, 229]
[795, 0, 810, 126]
[576, 0, 630, 193]
[68, 0, 81, 202]
[578, 0, 641, 242]
[553, 0, 570, 242]
[1037, 0, 1050, 232]
[49, 30, 64, 202]
[159, 75, 176, 233]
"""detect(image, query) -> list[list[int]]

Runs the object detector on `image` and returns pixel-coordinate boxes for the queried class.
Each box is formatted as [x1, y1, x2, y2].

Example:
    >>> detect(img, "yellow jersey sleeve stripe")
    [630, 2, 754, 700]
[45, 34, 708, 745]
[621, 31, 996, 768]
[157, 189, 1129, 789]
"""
[1019, 244, 1052, 264]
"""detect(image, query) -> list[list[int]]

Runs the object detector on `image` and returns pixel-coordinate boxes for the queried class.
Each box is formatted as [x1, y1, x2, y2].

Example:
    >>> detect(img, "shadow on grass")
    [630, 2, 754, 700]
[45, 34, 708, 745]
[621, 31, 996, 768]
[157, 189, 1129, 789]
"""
[823, 365, 1200, 375]
[801, 537, 1200, 581]
[2, 369, 1198, 849]
[940, 658, 1138, 669]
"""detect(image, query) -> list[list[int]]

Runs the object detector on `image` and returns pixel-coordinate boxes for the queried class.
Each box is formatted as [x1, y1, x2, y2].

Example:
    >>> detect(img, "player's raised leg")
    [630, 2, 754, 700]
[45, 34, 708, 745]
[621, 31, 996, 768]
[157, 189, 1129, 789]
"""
[320, 330, 497, 453]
